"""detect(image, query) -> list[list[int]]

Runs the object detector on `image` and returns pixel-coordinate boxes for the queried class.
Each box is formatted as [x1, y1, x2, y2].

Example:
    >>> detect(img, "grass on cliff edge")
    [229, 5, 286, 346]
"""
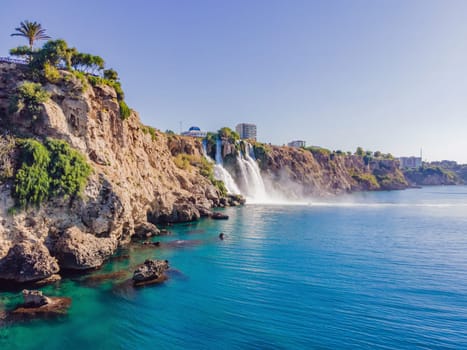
[13, 138, 91, 209]
[173, 153, 228, 196]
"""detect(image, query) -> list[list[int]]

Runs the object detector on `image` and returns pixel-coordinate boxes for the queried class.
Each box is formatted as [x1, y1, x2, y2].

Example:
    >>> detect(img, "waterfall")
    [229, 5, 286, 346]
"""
[202, 138, 241, 195]
[236, 145, 268, 202]
[215, 138, 223, 165]
[203, 138, 277, 202]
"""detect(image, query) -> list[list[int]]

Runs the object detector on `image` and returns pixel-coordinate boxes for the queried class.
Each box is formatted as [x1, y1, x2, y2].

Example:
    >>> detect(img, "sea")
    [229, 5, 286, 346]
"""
[0, 186, 466, 349]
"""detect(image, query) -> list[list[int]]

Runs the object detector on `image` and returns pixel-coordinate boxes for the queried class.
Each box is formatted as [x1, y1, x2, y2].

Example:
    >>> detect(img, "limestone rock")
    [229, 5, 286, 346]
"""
[0, 241, 59, 283]
[133, 259, 169, 286]
[22, 289, 50, 307]
[133, 222, 160, 239]
[53, 227, 117, 270]
[211, 212, 229, 220]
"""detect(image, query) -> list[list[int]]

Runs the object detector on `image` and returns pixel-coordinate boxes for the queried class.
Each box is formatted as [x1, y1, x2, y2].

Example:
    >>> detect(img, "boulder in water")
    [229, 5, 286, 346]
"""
[133, 259, 169, 286]
[133, 222, 161, 239]
[8, 289, 71, 321]
[211, 212, 229, 220]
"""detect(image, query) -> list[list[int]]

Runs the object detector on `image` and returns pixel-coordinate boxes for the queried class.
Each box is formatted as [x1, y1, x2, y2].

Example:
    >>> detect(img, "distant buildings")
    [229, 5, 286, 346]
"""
[181, 126, 207, 138]
[236, 123, 257, 141]
[399, 156, 422, 169]
[288, 140, 306, 148]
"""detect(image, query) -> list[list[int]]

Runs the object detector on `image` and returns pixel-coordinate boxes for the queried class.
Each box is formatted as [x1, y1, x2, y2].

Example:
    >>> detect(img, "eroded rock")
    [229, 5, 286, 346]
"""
[0, 241, 59, 283]
[133, 222, 161, 240]
[53, 226, 117, 270]
[133, 259, 169, 286]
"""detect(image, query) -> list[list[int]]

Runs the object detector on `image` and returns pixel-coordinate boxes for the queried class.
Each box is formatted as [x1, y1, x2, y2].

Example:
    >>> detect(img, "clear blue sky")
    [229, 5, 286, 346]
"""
[2, 0, 467, 162]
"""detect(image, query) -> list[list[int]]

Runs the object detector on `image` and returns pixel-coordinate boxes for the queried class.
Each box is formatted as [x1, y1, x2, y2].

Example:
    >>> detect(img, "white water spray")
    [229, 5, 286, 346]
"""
[202, 139, 241, 195]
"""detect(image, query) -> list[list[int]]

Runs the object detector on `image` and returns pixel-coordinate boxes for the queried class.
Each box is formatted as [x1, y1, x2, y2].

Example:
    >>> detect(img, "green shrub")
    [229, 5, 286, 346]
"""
[173, 154, 191, 170]
[45, 139, 91, 198]
[13, 138, 91, 209]
[218, 127, 240, 142]
[9, 81, 50, 118]
[119, 100, 131, 120]
[14, 139, 51, 207]
[70, 70, 89, 91]
[142, 125, 157, 141]
[213, 179, 228, 197]
[306, 146, 331, 159]
[43, 62, 61, 83]
[103, 68, 119, 81]
[350, 171, 380, 189]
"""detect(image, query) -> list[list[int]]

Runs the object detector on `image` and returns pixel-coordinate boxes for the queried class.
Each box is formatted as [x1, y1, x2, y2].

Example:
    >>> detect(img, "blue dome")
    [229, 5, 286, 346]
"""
[189, 126, 201, 131]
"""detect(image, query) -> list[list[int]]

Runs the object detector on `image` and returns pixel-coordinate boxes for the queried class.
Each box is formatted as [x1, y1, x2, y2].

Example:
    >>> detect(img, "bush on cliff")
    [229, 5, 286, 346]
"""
[14, 139, 51, 207]
[13, 138, 91, 208]
[10, 38, 131, 120]
[350, 171, 380, 189]
[45, 139, 92, 197]
[9, 81, 50, 119]
[218, 127, 240, 142]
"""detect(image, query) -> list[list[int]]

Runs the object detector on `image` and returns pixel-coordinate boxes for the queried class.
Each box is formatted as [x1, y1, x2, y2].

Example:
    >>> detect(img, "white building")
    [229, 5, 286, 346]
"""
[181, 126, 207, 138]
[288, 140, 306, 148]
[399, 156, 422, 169]
[236, 123, 257, 141]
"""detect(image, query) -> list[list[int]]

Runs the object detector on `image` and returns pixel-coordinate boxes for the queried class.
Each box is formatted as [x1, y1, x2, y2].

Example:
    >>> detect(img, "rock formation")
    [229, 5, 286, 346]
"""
[133, 259, 169, 286]
[0, 62, 236, 283]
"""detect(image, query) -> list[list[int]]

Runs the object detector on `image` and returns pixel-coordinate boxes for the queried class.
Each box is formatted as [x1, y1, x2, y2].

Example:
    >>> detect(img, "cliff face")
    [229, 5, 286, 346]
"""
[403, 166, 460, 186]
[259, 146, 407, 196]
[218, 141, 408, 198]
[0, 63, 227, 281]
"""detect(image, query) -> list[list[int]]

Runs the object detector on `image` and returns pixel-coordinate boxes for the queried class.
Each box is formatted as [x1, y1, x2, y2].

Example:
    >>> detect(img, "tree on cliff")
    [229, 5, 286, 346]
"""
[11, 20, 50, 50]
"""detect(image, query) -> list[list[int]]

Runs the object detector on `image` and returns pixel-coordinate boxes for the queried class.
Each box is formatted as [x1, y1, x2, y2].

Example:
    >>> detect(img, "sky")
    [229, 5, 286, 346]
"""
[1, 0, 467, 162]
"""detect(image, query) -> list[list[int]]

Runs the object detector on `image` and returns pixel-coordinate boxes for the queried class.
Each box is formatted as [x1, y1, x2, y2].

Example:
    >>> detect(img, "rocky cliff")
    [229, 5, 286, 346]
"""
[210, 139, 408, 199]
[403, 166, 461, 186]
[0, 62, 234, 283]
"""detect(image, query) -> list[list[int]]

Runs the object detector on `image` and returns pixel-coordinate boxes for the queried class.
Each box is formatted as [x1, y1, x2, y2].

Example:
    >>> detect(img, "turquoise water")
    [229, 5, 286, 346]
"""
[1, 186, 467, 349]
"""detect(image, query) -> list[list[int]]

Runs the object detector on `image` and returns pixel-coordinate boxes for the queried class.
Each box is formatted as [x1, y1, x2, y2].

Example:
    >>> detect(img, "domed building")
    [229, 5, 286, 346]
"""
[181, 126, 207, 138]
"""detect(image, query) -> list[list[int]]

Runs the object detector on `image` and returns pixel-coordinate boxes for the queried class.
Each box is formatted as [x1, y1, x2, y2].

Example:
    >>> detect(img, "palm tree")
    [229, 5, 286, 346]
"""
[11, 20, 50, 50]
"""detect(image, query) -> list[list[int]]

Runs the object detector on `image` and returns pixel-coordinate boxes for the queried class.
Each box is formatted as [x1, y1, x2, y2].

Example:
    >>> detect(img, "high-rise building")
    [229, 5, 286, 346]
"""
[236, 123, 257, 141]
[288, 140, 306, 148]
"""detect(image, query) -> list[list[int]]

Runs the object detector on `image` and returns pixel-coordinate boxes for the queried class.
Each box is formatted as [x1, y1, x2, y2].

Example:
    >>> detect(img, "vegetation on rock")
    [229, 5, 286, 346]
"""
[9, 81, 50, 119]
[9, 22, 131, 120]
[13, 138, 91, 208]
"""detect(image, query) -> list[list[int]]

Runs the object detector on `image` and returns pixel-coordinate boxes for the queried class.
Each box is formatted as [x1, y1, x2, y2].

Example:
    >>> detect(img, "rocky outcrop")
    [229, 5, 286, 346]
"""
[404, 166, 460, 186]
[22, 289, 50, 306]
[0, 63, 239, 283]
[0, 241, 59, 283]
[133, 259, 169, 286]
[6, 289, 71, 321]
[133, 222, 161, 240]
[53, 227, 117, 270]
[211, 212, 229, 220]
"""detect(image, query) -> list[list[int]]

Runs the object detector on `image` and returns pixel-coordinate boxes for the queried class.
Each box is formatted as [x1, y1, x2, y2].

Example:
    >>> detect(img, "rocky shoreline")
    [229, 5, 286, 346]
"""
[0, 60, 424, 296]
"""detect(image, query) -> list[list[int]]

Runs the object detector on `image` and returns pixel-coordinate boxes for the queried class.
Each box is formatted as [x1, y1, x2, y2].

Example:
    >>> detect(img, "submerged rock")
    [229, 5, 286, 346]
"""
[22, 289, 50, 307]
[133, 259, 169, 286]
[0, 241, 60, 284]
[211, 212, 229, 220]
[5, 289, 72, 323]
